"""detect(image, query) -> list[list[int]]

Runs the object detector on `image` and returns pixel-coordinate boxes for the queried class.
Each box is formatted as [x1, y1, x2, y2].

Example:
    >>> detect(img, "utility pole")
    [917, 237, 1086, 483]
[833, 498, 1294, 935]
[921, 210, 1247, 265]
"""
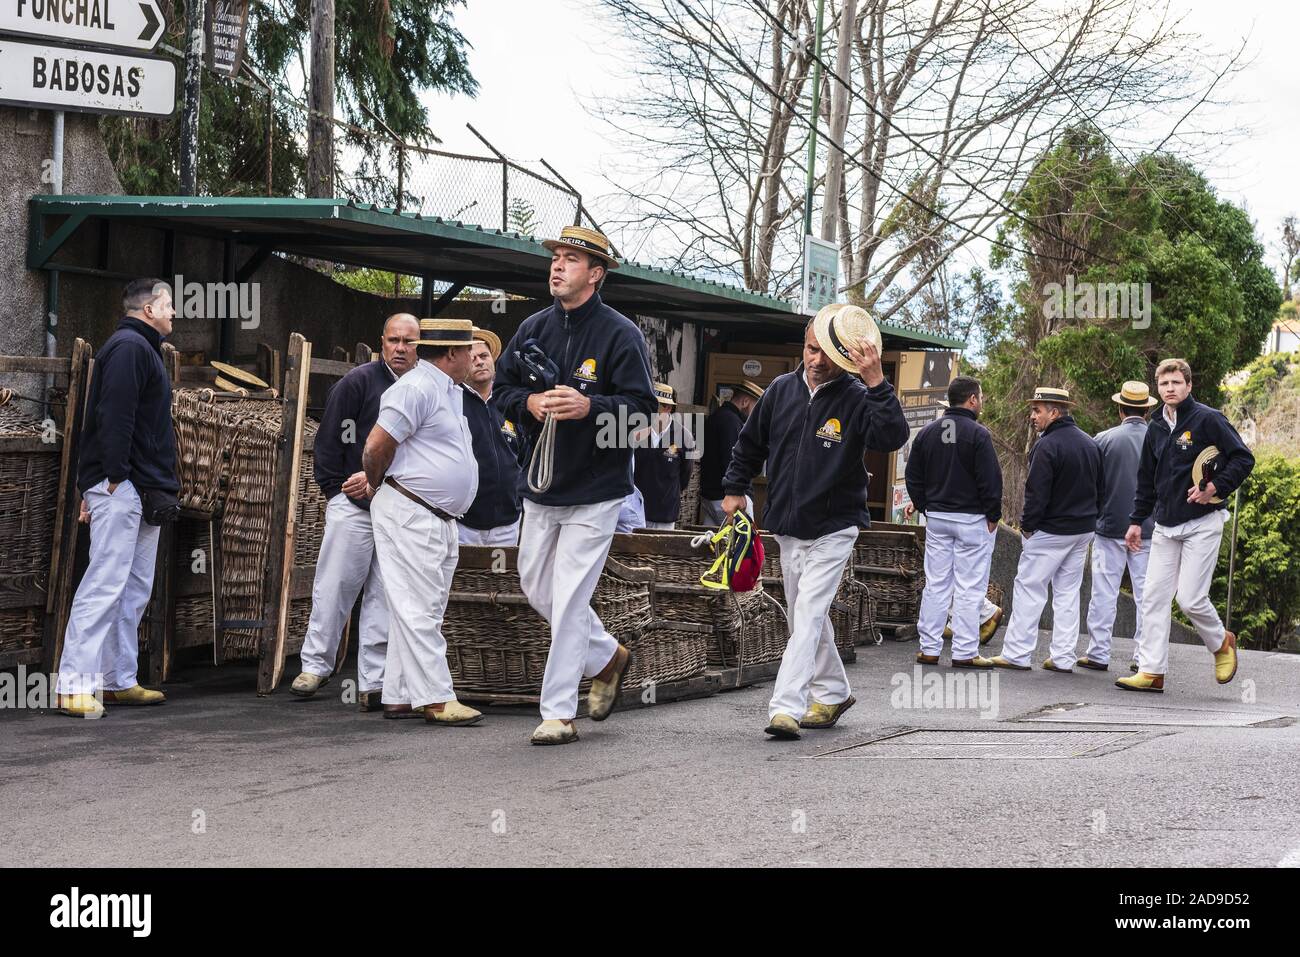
[178, 0, 204, 195]
[820, 0, 855, 244]
[306, 0, 336, 198]
[801, 0, 827, 238]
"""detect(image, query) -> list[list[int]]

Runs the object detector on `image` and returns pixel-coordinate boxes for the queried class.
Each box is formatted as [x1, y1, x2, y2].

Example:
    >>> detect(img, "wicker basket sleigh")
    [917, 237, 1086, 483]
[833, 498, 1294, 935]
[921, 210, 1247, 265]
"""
[611, 530, 791, 672]
[758, 536, 872, 660]
[851, 526, 925, 630]
[170, 388, 325, 660]
[0, 393, 59, 663]
[443, 545, 709, 702]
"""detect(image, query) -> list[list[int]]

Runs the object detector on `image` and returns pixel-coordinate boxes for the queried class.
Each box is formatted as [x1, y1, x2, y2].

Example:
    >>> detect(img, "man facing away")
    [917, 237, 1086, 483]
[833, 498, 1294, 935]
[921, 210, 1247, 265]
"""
[991, 387, 1104, 673]
[1076, 380, 1158, 673]
[905, 375, 1003, 669]
[698, 380, 763, 526]
[292, 314, 420, 711]
[361, 319, 483, 727]
[1116, 358, 1254, 693]
[57, 278, 179, 718]
[722, 304, 908, 739]
[493, 226, 657, 745]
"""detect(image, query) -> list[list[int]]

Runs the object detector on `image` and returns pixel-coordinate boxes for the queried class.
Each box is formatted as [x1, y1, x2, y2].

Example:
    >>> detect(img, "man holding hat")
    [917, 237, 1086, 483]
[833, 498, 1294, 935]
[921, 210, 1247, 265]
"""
[292, 313, 421, 711]
[360, 318, 483, 727]
[905, 375, 1003, 669]
[991, 387, 1104, 673]
[699, 380, 763, 527]
[722, 304, 908, 739]
[634, 382, 693, 530]
[493, 226, 657, 745]
[460, 326, 528, 547]
[1117, 358, 1254, 693]
[1076, 380, 1157, 673]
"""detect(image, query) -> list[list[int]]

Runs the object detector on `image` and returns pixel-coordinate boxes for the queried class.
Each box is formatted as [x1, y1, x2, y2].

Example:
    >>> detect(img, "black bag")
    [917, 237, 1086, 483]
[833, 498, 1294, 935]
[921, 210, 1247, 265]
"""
[140, 486, 181, 526]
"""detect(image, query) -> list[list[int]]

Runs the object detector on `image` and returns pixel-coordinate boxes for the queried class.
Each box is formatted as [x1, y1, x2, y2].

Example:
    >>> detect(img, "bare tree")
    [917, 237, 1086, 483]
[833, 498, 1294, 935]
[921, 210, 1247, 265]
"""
[591, 0, 1242, 333]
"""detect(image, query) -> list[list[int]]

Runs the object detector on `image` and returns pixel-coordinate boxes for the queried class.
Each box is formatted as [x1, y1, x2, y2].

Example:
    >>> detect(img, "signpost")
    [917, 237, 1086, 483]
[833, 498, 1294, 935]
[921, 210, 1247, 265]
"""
[204, 0, 250, 78]
[801, 234, 839, 316]
[0, 36, 176, 117]
[0, 1, 167, 51]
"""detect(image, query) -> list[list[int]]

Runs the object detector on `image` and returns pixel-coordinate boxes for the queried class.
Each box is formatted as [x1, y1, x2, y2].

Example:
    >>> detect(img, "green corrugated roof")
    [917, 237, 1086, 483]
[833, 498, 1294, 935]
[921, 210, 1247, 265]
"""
[27, 194, 965, 350]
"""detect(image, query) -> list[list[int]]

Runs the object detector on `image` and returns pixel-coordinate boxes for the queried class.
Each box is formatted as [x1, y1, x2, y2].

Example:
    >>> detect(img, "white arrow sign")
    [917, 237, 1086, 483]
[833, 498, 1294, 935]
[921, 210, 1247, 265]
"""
[0, 1, 167, 52]
[0, 37, 175, 117]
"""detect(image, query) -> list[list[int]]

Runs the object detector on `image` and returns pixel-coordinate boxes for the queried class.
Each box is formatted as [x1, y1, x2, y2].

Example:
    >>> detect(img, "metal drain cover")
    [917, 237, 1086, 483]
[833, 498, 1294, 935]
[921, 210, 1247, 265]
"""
[819, 728, 1142, 759]
[1018, 702, 1293, 728]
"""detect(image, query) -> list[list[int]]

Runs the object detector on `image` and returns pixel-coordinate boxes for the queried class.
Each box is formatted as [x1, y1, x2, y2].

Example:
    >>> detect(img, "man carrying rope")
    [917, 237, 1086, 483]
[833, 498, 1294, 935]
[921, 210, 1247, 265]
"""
[722, 304, 909, 740]
[493, 226, 657, 746]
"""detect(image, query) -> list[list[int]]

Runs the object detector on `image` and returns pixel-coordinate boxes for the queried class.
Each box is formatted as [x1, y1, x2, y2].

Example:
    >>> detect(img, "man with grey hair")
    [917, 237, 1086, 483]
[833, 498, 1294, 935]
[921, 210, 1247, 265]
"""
[57, 278, 178, 719]
[291, 314, 421, 714]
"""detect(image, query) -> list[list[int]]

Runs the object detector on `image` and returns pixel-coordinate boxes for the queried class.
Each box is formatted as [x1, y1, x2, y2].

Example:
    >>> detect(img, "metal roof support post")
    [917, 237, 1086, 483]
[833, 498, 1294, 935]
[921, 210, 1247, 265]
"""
[420, 275, 434, 316]
[220, 239, 236, 361]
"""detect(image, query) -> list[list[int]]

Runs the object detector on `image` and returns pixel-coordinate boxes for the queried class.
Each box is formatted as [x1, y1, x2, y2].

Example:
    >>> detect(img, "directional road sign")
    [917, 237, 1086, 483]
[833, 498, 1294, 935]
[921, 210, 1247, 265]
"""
[0, 36, 176, 117]
[0, 1, 167, 53]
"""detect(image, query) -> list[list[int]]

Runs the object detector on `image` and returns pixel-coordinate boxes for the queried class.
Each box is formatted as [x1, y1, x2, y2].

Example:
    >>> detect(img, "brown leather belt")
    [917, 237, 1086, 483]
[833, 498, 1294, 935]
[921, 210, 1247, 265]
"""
[383, 476, 459, 521]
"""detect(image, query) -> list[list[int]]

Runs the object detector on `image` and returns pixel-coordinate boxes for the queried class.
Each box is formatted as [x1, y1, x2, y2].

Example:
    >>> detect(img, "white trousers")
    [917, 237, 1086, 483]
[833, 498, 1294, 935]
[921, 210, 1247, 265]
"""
[57, 479, 160, 695]
[999, 530, 1093, 668]
[645, 520, 676, 531]
[769, 526, 857, 720]
[370, 485, 460, 708]
[698, 499, 725, 527]
[1136, 511, 1228, 675]
[298, 495, 390, 692]
[518, 498, 622, 721]
[458, 520, 520, 546]
[917, 515, 996, 660]
[1084, 535, 1150, 665]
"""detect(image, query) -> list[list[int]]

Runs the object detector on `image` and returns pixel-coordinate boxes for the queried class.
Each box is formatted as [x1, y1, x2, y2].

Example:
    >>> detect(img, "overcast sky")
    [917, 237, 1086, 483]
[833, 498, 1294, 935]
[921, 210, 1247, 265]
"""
[423, 0, 1300, 285]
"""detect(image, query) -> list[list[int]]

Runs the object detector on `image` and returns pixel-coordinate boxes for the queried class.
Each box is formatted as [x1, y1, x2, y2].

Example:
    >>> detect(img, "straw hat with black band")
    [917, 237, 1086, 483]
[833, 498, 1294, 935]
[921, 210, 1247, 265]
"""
[735, 380, 765, 402]
[812, 303, 884, 374]
[210, 361, 268, 392]
[1025, 386, 1075, 407]
[542, 225, 620, 270]
[472, 326, 502, 360]
[653, 382, 676, 407]
[1192, 446, 1225, 503]
[1111, 380, 1159, 409]
[416, 318, 475, 348]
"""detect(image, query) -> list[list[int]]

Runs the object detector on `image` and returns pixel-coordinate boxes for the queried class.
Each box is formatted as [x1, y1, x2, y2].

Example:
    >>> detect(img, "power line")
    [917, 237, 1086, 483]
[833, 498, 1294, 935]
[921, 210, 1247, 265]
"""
[742, 0, 1127, 266]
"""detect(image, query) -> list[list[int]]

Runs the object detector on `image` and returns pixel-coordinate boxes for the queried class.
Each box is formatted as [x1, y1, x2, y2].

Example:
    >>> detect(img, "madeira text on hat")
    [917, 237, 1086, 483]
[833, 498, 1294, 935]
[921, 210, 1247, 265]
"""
[1111, 380, 1159, 408]
[1027, 386, 1075, 406]
[653, 382, 677, 405]
[812, 302, 884, 374]
[542, 225, 620, 270]
[417, 318, 476, 347]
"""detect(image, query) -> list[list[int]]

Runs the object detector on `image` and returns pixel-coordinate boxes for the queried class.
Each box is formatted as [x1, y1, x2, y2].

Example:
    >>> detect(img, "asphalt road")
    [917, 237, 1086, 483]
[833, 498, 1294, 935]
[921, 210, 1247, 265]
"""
[3, 631, 1298, 868]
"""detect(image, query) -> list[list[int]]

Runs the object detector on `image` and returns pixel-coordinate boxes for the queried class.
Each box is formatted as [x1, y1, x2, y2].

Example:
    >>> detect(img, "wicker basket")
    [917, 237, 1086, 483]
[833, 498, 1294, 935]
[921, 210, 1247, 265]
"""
[852, 527, 924, 627]
[677, 463, 700, 527]
[443, 546, 666, 698]
[0, 395, 60, 659]
[612, 531, 788, 669]
[760, 536, 867, 660]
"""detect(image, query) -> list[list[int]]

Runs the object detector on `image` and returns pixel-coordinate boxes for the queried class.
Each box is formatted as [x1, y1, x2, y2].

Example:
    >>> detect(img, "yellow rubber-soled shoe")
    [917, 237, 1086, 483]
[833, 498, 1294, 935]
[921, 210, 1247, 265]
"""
[979, 607, 1004, 645]
[951, 656, 994, 669]
[1214, 631, 1239, 685]
[1116, 672, 1164, 693]
[942, 625, 954, 640]
[764, 713, 802, 740]
[1041, 659, 1073, 674]
[1075, 656, 1109, 671]
[290, 672, 329, 697]
[58, 693, 105, 719]
[102, 685, 165, 705]
[424, 700, 483, 727]
[587, 643, 632, 722]
[800, 695, 856, 729]
[531, 719, 578, 745]
[916, 652, 941, 665]
[989, 655, 1030, 671]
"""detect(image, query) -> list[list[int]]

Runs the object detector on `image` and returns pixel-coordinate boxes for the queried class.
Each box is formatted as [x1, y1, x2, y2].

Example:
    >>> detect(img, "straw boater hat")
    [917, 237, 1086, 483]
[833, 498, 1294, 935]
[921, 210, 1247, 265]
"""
[1026, 386, 1075, 406]
[1192, 446, 1225, 504]
[416, 318, 475, 347]
[735, 380, 765, 401]
[1111, 380, 1159, 408]
[812, 303, 884, 374]
[542, 225, 620, 270]
[653, 382, 676, 406]
[472, 326, 502, 360]
[210, 361, 268, 393]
